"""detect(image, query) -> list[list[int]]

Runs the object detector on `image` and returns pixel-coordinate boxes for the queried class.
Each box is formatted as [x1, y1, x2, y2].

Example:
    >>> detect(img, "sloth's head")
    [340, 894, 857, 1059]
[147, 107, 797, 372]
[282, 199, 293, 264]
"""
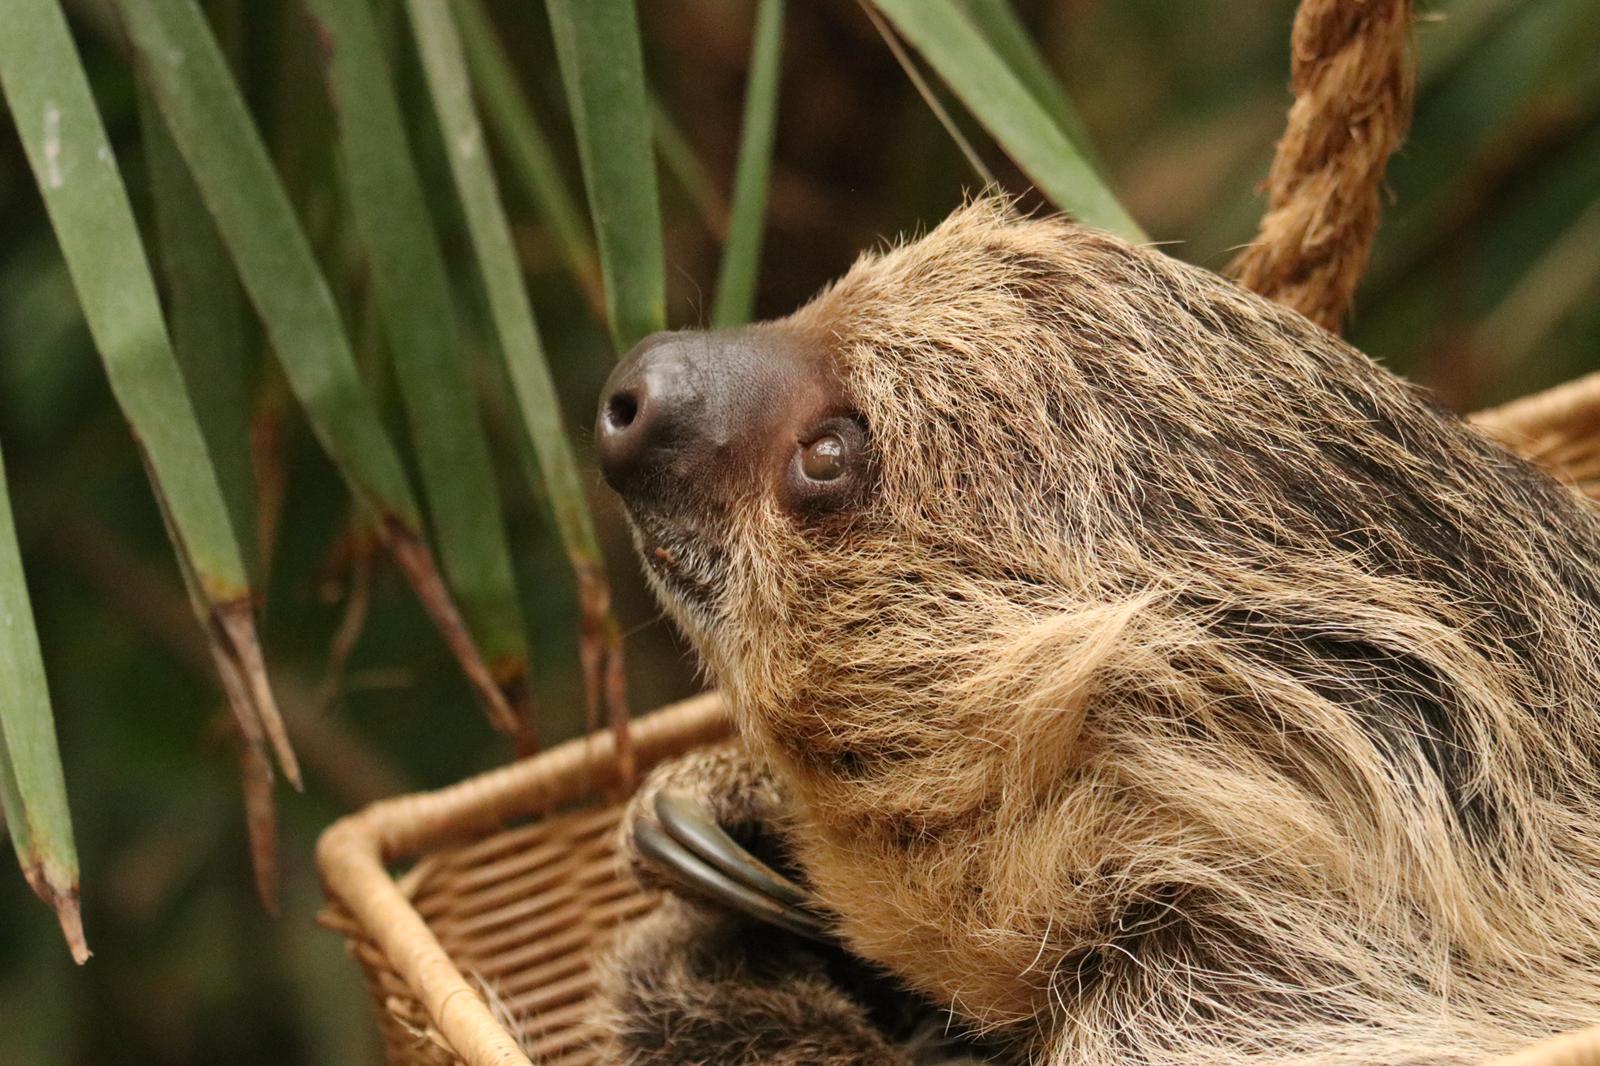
[596, 199, 1597, 842]
[595, 203, 1129, 749]
[596, 200, 1600, 1041]
[598, 202, 1333, 757]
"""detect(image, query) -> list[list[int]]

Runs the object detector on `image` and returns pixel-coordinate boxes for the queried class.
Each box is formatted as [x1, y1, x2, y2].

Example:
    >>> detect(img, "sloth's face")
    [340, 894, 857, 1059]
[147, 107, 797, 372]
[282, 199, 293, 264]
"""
[594, 323, 881, 648]
[595, 205, 1145, 713]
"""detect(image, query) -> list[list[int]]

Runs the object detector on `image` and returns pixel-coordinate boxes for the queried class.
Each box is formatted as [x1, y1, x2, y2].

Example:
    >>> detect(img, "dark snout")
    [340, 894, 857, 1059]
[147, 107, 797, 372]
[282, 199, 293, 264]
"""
[595, 328, 822, 507]
[595, 332, 710, 501]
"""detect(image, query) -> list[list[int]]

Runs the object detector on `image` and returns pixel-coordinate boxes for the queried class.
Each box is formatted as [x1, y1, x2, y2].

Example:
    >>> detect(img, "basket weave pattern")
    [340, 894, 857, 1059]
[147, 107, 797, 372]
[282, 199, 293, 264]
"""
[318, 693, 730, 1066]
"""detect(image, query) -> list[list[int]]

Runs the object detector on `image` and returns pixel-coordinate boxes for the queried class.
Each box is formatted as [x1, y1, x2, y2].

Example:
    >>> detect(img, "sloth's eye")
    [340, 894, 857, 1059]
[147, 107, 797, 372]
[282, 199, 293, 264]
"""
[800, 433, 847, 481]
[786, 416, 869, 513]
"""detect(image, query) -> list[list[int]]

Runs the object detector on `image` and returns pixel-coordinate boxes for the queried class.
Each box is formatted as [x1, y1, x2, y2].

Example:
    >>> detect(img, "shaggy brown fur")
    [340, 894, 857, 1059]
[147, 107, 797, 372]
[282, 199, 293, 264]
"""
[600, 748, 993, 1064]
[600, 200, 1600, 1065]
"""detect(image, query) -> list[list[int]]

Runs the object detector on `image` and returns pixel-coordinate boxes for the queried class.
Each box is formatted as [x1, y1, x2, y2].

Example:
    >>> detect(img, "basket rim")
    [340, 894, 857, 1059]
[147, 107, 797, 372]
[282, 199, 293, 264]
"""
[316, 691, 729, 1066]
[1471, 367, 1600, 444]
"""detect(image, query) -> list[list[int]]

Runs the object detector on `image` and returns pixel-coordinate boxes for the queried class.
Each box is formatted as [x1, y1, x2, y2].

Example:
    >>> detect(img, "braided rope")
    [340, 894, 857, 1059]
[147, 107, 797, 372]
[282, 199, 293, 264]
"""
[1232, 0, 1414, 333]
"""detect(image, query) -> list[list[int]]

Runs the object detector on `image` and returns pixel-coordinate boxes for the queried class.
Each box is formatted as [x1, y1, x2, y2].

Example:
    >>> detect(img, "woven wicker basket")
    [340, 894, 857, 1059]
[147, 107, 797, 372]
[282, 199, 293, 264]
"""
[317, 692, 730, 1066]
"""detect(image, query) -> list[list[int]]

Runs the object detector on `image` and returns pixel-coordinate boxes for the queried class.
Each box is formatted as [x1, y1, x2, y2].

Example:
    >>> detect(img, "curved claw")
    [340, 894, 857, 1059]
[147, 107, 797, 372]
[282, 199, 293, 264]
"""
[655, 791, 812, 908]
[632, 792, 830, 943]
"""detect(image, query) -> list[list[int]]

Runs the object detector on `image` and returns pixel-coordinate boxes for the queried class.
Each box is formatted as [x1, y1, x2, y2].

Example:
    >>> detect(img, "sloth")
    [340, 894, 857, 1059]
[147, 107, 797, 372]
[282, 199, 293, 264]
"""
[590, 200, 1600, 1065]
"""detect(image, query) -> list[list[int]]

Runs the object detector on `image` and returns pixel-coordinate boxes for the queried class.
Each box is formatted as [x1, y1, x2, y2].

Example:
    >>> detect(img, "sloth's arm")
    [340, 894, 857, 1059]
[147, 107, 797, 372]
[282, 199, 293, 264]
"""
[598, 897, 918, 1066]
[606, 750, 911, 1065]
[608, 749, 1002, 1066]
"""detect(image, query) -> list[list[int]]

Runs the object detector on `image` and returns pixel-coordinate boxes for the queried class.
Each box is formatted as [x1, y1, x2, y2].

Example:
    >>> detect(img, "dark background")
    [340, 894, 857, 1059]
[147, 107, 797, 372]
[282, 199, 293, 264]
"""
[0, 0, 1596, 1061]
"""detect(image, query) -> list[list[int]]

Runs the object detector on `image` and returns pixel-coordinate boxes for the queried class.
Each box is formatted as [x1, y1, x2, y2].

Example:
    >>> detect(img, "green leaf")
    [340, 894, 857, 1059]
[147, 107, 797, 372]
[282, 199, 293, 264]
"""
[307, 0, 535, 727]
[869, 0, 1144, 242]
[454, 0, 599, 300]
[5, 0, 250, 599]
[0, 437, 84, 964]
[401, 0, 595, 574]
[546, 0, 667, 351]
[117, 0, 422, 530]
[403, 0, 634, 780]
[711, 0, 785, 328]
[3, 0, 306, 922]
[139, 85, 258, 580]
[120, 0, 524, 736]
[957, 0, 1103, 171]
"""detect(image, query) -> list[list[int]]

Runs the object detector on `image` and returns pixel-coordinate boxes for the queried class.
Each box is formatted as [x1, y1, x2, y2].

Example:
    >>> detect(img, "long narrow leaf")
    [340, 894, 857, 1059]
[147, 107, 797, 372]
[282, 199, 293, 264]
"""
[7, 1, 251, 601]
[862, 4, 996, 188]
[958, 0, 1102, 169]
[140, 86, 258, 579]
[711, 0, 785, 328]
[118, 0, 418, 527]
[1, 0, 299, 805]
[546, 0, 666, 351]
[142, 458, 282, 911]
[117, 0, 519, 735]
[403, 0, 634, 782]
[454, 0, 600, 304]
[307, 0, 536, 740]
[3, 0, 307, 920]
[0, 438, 84, 963]
[152, 0, 249, 534]
[869, 0, 1144, 242]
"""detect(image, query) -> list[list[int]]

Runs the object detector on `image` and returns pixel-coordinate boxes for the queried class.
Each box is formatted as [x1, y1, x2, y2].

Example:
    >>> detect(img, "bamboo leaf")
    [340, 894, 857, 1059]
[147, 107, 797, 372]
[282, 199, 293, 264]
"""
[307, 0, 536, 739]
[454, 0, 599, 302]
[546, 0, 666, 351]
[711, 0, 785, 328]
[868, 0, 1144, 242]
[402, 0, 634, 782]
[0, 437, 85, 964]
[117, 0, 519, 736]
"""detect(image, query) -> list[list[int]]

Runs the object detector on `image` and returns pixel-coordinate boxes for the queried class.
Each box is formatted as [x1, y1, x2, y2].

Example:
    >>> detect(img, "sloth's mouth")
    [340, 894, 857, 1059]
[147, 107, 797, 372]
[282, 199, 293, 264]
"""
[630, 516, 721, 611]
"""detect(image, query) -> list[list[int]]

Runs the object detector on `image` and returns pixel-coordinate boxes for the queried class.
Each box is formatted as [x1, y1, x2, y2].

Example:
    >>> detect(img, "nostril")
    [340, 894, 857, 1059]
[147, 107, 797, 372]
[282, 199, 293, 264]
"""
[604, 391, 640, 433]
[597, 384, 652, 493]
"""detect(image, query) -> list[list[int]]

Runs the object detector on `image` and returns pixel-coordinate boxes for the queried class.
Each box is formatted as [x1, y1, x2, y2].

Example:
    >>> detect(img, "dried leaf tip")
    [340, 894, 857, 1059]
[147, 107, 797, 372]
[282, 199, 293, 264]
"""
[54, 891, 90, 965]
[25, 865, 89, 964]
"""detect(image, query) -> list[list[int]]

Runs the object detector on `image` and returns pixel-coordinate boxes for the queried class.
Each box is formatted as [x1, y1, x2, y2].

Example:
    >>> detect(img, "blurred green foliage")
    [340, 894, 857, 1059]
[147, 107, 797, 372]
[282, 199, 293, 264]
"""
[0, 0, 1596, 1062]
